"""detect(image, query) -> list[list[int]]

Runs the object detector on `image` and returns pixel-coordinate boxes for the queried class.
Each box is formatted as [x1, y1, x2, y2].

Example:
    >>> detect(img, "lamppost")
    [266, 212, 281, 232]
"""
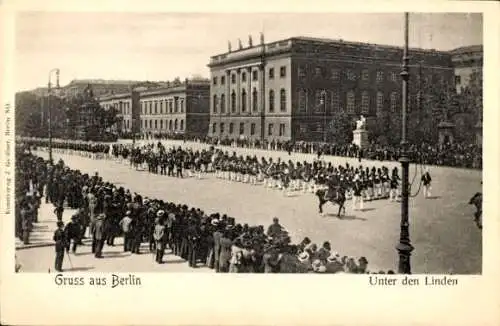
[396, 12, 414, 274]
[320, 90, 327, 142]
[47, 68, 60, 163]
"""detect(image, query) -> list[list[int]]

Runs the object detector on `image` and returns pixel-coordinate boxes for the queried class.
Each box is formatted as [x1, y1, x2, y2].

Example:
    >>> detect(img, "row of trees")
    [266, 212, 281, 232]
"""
[15, 89, 120, 141]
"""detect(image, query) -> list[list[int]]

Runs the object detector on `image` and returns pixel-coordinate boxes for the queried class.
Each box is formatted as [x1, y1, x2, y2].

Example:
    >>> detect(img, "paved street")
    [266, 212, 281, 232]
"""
[18, 145, 482, 274]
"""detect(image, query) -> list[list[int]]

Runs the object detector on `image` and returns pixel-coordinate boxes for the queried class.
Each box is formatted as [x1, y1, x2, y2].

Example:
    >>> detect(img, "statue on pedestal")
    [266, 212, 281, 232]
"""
[355, 115, 366, 130]
[238, 38, 243, 50]
[228, 41, 232, 52]
[248, 35, 253, 47]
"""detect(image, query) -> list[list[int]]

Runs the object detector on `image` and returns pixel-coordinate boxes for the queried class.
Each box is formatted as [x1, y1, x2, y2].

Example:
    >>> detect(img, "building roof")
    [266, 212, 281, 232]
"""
[449, 45, 483, 55]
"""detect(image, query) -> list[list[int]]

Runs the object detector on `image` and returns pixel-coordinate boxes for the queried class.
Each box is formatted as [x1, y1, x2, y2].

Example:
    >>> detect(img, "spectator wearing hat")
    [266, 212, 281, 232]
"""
[357, 257, 369, 274]
[209, 220, 222, 271]
[298, 251, 312, 272]
[298, 237, 311, 253]
[53, 221, 67, 272]
[352, 177, 363, 211]
[267, 217, 283, 239]
[325, 253, 344, 273]
[218, 229, 233, 273]
[119, 210, 134, 252]
[92, 214, 106, 258]
[316, 242, 331, 264]
[153, 216, 166, 264]
[64, 215, 82, 254]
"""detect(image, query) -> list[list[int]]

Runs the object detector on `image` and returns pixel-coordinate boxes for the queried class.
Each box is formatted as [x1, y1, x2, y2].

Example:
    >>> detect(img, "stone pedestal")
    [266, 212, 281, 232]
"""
[352, 129, 369, 149]
[437, 121, 455, 146]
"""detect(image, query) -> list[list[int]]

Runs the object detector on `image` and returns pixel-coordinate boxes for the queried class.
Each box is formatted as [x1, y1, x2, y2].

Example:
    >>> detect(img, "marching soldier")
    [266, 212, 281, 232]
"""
[421, 168, 432, 198]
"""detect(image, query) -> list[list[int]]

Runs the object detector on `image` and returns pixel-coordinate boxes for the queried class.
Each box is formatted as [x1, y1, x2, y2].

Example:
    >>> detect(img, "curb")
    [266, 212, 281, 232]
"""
[16, 242, 55, 250]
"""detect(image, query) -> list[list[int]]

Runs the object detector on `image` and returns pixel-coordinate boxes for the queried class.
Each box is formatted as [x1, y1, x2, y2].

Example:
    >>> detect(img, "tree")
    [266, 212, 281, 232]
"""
[327, 111, 353, 144]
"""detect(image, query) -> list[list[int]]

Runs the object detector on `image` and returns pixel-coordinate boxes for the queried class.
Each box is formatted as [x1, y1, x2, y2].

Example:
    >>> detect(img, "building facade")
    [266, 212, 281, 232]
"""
[450, 45, 483, 94]
[208, 36, 479, 142]
[98, 78, 210, 137]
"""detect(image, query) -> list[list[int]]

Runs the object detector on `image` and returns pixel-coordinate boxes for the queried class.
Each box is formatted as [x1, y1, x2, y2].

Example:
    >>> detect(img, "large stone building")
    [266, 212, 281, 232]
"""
[450, 45, 483, 94]
[207, 36, 481, 142]
[98, 78, 210, 137]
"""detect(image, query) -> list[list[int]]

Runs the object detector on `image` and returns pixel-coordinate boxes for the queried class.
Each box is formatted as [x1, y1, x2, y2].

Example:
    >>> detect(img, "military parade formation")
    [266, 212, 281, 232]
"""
[16, 139, 405, 274]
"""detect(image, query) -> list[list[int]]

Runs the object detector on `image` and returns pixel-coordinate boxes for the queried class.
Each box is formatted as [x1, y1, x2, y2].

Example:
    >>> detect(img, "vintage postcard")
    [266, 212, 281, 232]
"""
[1, 0, 499, 325]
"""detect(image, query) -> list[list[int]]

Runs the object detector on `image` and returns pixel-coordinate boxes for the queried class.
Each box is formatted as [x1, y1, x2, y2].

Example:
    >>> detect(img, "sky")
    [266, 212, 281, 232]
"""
[14, 12, 482, 91]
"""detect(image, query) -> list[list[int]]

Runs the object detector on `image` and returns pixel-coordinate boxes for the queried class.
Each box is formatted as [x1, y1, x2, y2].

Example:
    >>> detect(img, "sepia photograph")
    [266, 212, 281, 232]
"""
[11, 11, 484, 277]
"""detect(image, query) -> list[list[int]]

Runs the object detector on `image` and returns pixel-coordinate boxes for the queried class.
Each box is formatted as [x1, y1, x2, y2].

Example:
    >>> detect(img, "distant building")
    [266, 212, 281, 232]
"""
[450, 45, 483, 94]
[207, 36, 481, 142]
[98, 78, 210, 137]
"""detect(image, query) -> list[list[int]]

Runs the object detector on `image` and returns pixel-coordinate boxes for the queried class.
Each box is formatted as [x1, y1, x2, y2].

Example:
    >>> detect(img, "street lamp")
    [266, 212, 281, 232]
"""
[47, 68, 60, 163]
[396, 12, 414, 274]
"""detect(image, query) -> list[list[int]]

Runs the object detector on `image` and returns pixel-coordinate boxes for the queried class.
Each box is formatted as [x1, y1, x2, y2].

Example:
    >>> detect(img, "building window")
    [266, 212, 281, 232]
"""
[231, 74, 236, 84]
[229, 123, 234, 134]
[315, 90, 326, 113]
[149, 120, 152, 129]
[268, 123, 274, 136]
[220, 123, 225, 133]
[347, 91, 355, 113]
[212, 123, 216, 134]
[331, 69, 340, 80]
[376, 92, 384, 116]
[180, 99, 184, 113]
[280, 89, 286, 112]
[241, 89, 247, 112]
[391, 72, 398, 82]
[150, 102, 153, 114]
[346, 70, 356, 81]
[153, 119, 157, 129]
[241, 72, 247, 82]
[174, 119, 178, 130]
[213, 95, 218, 113]
[315, 67, 322, 78]
[269, 89, 275, 112]
[252, 70, 258, 81]
[231, 91, 236, 113]
[239, 122, 244, 135]
[279, 123, 285, 136]
[174, 98, 179, 113]
[154, 102, 158, 114]
[298, 66, 306, 79]
[221, 76, 225, 85]
[169, 101, 173, 113]
[280, 66, 287, 78]
[455, 75, 461, 85]
[269, 68, 275, 79]
[331, 90, 340, 112]
[361, 91, 370, 114]
[298, 89, 307, 112]
[376, 71, 384, 82]
[250, 123, 256, 135]
[220, 94, 226, 113]
[362, 69, 369, 81]
[169, 120, 172, 130]
[213, 77, 218, 85]
[252, 88, 258, 112]
[160, 101, 163, 114]
[390, 92, 397, 112]
[180, 120, 184, 130]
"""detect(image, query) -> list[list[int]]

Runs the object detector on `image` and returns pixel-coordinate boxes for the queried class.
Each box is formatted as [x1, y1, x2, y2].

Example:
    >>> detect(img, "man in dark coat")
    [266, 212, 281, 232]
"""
[93, 214, 106, 258]
[64, 215, 81, 254]
[53, 221, 67, 272]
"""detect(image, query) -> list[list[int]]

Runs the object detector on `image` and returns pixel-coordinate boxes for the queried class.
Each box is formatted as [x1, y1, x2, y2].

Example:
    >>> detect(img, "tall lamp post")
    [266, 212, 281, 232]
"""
[396, 12, 414, 274]
[47, 68, 60, 163]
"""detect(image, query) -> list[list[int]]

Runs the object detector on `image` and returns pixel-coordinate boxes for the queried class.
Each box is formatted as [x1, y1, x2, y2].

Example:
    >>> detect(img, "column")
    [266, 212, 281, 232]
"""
[226, 70, 231, 115]
[236, 68, 241, 115]
[247, 67, 252, 116]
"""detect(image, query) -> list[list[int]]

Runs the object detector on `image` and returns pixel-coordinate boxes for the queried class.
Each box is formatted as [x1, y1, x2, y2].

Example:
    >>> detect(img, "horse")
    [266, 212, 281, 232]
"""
[469, 192, 482, 229]
[315, 188, 346, 217]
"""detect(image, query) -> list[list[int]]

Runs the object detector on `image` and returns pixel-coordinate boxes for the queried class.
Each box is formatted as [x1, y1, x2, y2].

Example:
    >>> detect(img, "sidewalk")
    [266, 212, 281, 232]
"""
[15, 198, 78, 250]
